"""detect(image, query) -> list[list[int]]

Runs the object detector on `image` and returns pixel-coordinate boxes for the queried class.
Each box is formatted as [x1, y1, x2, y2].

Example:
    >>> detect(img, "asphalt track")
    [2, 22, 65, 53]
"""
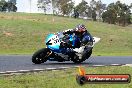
[0, 55, 132, 72]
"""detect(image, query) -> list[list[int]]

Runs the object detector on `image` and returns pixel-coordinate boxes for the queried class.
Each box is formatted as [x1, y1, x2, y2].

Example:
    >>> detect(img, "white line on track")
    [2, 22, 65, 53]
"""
[0, 64, 131, 75]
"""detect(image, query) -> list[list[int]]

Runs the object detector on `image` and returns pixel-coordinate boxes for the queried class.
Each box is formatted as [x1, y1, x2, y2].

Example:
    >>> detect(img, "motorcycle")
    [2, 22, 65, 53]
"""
[32, 32, 100, 64]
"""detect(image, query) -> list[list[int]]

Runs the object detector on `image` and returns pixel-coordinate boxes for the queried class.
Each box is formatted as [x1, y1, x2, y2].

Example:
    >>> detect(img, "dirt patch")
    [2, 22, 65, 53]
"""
[3, 31, 14, 37]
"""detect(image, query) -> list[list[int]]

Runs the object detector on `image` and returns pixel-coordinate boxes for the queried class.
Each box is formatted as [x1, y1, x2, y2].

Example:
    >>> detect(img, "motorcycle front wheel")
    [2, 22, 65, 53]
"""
[32, 48, 51, 64]
[72, 49, 92, 63]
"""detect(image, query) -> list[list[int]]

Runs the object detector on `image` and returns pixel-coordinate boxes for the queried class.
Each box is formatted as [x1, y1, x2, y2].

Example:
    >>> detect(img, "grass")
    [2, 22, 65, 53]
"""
[0, 66, 132, 88]
[0, 12, 132, 56]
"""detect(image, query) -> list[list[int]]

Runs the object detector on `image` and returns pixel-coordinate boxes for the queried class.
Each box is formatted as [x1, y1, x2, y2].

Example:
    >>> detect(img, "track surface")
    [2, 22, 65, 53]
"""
[0, 55, 132, 72]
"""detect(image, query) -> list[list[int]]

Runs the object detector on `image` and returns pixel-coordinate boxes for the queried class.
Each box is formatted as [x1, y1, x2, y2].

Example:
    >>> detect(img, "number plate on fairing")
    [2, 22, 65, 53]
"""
[46, 34, 61, 52]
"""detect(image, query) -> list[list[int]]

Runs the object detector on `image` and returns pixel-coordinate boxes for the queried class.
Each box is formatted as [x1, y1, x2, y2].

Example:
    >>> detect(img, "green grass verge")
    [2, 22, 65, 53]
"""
[0, 66, 132, 88]
[0, 13, 132, 56]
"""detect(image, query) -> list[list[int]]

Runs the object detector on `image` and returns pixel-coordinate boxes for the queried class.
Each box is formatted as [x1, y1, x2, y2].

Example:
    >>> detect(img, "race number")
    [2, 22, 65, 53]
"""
[50, 35, 60, 45]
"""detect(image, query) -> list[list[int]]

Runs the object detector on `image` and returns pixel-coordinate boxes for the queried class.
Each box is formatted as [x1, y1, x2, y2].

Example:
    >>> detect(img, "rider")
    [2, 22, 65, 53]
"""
[61, 24, 93, 48]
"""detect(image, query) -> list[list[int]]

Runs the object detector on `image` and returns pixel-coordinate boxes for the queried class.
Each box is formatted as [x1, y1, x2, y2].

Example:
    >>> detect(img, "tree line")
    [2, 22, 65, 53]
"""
[102, 1, 132, 26]
[0, 0, 17, 12]
[38, 0, 132, 26]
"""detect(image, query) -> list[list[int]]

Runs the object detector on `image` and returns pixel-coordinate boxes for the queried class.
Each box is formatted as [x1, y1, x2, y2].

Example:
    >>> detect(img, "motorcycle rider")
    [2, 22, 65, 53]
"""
[61, 24, 93, 48]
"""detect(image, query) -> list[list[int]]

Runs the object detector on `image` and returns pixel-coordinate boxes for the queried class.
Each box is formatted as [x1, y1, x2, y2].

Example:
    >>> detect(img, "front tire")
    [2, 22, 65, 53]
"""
[82, 49, 92, 61]
[32, 48, 51, 64]
[72, 49, 92, 63]
[72, 54, 84, 63]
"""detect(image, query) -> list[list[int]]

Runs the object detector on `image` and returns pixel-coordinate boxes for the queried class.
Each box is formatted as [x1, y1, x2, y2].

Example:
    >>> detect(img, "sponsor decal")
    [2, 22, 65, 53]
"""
[76, 66, 131, 85]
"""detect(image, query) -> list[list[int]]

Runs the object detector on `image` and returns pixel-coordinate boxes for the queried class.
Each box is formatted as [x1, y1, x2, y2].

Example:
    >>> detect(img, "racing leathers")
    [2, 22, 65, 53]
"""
[61, 29, 93, 48]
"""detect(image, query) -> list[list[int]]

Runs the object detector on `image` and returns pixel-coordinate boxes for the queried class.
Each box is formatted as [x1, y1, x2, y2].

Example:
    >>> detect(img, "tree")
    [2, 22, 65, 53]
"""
[9, 0, 16, 4]
[51, 0, 59, 15]
[0, 0, 6, 11]
[37, 0, 51, 14]
[92, 8, 97, 21]
[107, 3, 117, 24]
[75, 0, 88, 17]
[0, 0, 17, 12]
[57, 0, 74, 16]
[90, 0, 96, 10]
[7, 1, 16, 12]
[102, 10, 108, 22]
[96, 0, 106, 19]
[90, 0, 106, 20]
[116, 1, 131, 26]
[102, 1, 131, 26]
[73, 8, 79, 18]
[85, 6, 92, 18]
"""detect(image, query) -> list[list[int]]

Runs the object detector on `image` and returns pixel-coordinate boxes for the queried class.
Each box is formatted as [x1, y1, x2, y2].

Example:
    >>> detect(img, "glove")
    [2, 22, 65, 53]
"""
[63, 29, 73, 35]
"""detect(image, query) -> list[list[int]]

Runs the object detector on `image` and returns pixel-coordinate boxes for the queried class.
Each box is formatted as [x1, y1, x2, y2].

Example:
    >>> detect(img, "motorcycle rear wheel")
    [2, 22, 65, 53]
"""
[32, 48, 51, 64]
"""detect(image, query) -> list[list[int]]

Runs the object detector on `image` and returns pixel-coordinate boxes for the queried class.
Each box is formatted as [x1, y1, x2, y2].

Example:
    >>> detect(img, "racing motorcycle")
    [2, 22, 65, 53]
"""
[32, 32, 100, 64]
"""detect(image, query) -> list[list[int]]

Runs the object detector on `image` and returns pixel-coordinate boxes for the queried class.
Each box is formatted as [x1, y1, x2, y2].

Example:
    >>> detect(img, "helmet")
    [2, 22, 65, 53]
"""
[75, 24, 86, 32]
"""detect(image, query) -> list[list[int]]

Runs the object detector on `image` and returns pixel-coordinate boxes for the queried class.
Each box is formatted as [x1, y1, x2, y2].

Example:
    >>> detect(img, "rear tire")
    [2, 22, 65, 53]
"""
[32, 48, 51, 64]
